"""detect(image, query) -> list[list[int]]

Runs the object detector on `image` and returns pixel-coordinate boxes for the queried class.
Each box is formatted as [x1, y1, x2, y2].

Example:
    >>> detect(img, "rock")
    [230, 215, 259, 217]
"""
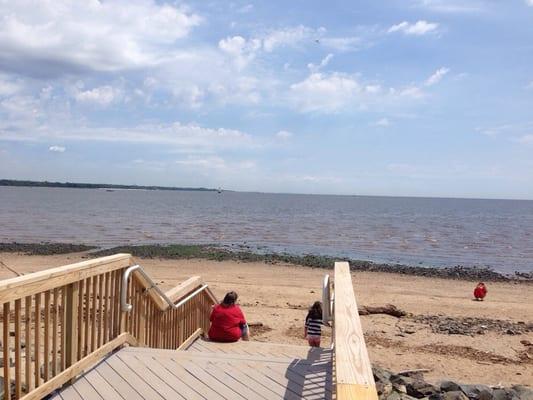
[406, 380, 440, 398]
[443, 391, 470, 400]
[492, 389, 519, 400]
[377, 381, 394, 397]
[386, 392, 402, 400]
[373, 366, 393, 383]
[460, 384, 493, 400]
[511, 386, 533, 400]
[441, 381, 462, 392]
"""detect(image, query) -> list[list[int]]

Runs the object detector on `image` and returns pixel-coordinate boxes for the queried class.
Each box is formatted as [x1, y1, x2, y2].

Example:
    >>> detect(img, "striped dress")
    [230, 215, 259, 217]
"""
[305, 316, 322, 337]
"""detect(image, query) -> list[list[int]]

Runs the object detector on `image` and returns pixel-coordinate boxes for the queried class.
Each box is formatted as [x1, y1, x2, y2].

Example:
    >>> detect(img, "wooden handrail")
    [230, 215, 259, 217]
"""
[334, 262, 378, 400]
[0, 254, 132, 304]
[0, 254, 217, 400]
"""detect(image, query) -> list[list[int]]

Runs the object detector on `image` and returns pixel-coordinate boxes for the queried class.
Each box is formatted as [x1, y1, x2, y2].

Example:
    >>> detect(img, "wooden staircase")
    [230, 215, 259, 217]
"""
[51, 338, 334, 400]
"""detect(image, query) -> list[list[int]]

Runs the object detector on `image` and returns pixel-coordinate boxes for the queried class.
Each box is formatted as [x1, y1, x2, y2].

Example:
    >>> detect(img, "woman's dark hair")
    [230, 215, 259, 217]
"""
[222, 291, 238, 306]
[307, 301, 322, 320]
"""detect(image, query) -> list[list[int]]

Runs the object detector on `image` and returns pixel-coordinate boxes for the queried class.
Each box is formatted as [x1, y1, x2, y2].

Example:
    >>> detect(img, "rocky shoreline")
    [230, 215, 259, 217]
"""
[1, 242, 532, 282]
[373, 367, 533, 400]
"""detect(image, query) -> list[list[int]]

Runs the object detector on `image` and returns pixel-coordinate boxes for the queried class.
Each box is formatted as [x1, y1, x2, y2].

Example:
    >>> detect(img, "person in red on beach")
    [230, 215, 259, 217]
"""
[473, 282, 487, 301]
[208, 291, 250, 342]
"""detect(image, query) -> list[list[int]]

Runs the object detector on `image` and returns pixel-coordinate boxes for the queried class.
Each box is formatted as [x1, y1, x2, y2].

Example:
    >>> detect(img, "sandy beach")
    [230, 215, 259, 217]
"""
[1, 250, 531, 387]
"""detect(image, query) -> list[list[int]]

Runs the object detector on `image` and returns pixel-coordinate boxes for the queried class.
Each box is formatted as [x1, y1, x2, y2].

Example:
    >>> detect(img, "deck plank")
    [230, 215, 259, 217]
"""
[106, 353, 166, 400]
[54, 339, 333, 400]
[117, 352, 187, 400]
[84, 367, 125, 400]
[131, 353, 205, 400]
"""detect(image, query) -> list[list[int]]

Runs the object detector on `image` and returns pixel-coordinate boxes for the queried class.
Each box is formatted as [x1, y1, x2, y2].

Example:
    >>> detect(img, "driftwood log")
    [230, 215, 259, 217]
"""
[358, 304, 406, 318]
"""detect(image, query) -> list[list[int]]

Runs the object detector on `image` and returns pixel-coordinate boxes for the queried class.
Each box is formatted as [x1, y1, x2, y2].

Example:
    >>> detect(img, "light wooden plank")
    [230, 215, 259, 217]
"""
[95, 361, 144, 400]
[56, 383, 84, 400]
[19, 333, 137, 400]
[83, 277, 90, 357]
[132, 354, 204, 400]
[156, 357, 226, 400]
[52, 289, 58, 376]
[65, 282, 79, 369]
[105, 353, 165, 400]
[15, 299, 22, 398]
[0, 254, 132, 304]
[115, 352, 186, 400]
[44, 291, 51, 382]
[334, 261, 377, 400]
[176, 328, 203, 350]
[35, 292, 41, 387]
[200, 360, 269, 400]
[3, 302, 11, 400]
[25, 295, 33, 392]
[83, 367, 124, 400]
[180, 359, 249, 400]
[72, 376, 103, 399]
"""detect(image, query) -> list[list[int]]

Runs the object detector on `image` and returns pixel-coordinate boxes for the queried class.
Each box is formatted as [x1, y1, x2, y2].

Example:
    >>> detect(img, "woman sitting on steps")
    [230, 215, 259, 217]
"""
[208, 291, 250, 342]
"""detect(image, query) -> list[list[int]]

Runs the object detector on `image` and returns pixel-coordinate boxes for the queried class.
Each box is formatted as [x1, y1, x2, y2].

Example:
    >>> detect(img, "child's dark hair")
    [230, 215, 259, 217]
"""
[306, 301, 322, 320]
[222, 291, 238, 306]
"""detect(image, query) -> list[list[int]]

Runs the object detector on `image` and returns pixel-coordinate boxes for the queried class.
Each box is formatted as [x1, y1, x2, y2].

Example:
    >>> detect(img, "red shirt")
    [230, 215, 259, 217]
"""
[208, 304, 246, 342]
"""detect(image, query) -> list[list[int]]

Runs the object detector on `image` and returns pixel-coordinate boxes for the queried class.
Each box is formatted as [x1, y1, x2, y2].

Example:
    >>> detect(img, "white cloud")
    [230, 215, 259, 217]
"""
[1, 118, 257, 152]
[218, 36, 261, 69]
[49, 145, 66, 152]
[307, 54, 333, 72]
[527, 0, 533, 6]
[0, 75, 22, 96]
[176, 156, 256, 172]
[396, 86, 425, 99]
[0, 1, 201, 77]
[425, 67, 450, 86]
[275, 130, 293, 140]
[290, 73, 360, 112]
[388, 20, 439, 35]
[374, 118, 390, 127]
[262, 25, 317, 52]
[74, 85, 121, 106]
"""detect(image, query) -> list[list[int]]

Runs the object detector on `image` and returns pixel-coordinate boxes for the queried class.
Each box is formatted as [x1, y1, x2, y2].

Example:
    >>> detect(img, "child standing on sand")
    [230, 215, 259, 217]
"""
[304, 301, 323, 347]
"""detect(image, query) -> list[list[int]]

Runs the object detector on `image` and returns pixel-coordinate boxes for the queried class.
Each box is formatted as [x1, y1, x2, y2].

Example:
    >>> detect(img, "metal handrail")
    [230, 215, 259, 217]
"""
[121, 264, 215, 312]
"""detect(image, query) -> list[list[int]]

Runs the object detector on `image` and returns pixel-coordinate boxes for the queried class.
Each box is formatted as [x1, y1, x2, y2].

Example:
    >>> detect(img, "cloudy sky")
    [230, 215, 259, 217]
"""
[0, 0, 532, 199]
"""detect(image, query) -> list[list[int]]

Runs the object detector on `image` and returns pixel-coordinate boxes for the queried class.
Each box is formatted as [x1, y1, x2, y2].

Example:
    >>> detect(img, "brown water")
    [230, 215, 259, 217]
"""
[1, 187, 532, 273]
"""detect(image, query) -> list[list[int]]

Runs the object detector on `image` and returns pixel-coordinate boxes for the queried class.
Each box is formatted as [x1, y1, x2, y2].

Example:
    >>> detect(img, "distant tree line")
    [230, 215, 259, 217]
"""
[0, 179, 217, 192]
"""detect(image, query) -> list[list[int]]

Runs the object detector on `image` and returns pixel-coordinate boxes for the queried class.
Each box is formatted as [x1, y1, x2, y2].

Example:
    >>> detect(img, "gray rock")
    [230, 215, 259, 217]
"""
[377, 381, 394, 397]
[441, 382, 462, 392]
[443, 391, 470, 400]
[492, 389, 519, 400]
[460, 384, 493, 400]
[407, 380, 440, 398]
[512, 386, 533, 400]
[374, 366, 393, 383]
[386, 392, 402, 400]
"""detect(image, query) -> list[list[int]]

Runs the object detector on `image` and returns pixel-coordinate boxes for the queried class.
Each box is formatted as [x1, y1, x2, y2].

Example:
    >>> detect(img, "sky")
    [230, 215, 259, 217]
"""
[0, 0, 532, 199]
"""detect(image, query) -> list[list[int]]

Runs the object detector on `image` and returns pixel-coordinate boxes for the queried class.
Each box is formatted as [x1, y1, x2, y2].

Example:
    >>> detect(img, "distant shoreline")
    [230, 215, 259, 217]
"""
[1, 242, 531, 283]
[0, 179, 219, 192]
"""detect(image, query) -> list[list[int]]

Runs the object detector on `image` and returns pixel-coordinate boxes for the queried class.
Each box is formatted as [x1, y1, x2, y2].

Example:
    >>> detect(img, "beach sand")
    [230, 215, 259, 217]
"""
[1, 251, 531, 386]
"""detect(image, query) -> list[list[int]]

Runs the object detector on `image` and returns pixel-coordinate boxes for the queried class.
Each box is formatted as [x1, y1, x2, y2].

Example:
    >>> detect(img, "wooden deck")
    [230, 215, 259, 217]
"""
[50, 339, 333, 400]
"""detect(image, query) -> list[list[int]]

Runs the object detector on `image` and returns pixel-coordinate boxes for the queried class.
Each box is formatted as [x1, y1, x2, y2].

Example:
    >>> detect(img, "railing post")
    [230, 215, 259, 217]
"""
[64, 282, 79, 368]
[138, 292, 146, 346]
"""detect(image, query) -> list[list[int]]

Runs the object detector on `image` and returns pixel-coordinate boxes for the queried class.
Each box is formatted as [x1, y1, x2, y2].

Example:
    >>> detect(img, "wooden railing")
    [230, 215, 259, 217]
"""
[0, 254, 217, 400]
[333, 261, 378, 400]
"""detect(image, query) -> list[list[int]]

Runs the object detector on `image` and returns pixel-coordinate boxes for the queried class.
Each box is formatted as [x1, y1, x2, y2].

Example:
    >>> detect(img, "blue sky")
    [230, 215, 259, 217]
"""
[0, 0, 532, 199]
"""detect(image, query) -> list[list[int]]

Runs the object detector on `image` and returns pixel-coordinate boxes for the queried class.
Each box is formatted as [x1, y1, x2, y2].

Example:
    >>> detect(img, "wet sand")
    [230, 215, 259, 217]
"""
[1, 251, 531, 386]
